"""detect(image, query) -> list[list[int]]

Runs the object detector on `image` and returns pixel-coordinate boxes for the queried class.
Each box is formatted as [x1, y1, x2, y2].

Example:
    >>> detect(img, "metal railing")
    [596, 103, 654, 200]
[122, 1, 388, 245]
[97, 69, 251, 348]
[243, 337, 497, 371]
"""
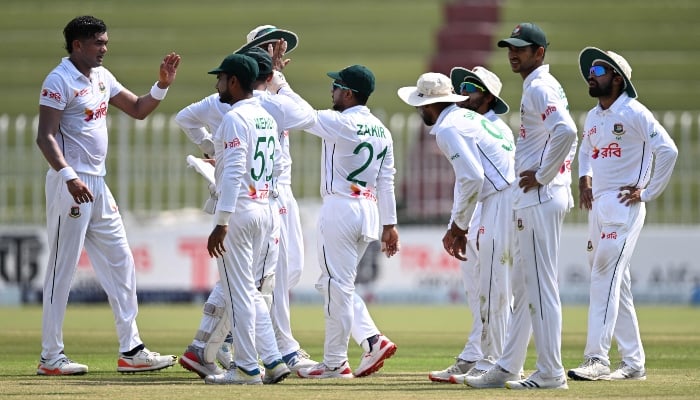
[1, 111, 698, 225]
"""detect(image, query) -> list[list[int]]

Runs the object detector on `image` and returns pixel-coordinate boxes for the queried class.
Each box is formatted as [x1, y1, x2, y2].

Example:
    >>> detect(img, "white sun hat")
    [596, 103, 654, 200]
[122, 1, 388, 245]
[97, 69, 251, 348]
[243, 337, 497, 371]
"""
[233, 25, 299, 54]
[397, 72, 467, 107]
[578, 47, 637, 98]
[449, 66, 510, 114]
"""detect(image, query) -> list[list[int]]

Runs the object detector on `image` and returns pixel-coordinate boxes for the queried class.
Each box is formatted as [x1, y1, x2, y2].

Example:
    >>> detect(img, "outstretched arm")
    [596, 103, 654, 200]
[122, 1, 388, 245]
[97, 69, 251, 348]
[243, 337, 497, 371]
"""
[110, 52, 181, 120]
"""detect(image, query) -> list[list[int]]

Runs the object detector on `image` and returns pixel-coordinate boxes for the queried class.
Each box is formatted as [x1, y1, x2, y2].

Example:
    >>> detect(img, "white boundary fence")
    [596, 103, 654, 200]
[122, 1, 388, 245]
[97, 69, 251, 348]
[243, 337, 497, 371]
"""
[0, 110, 698, 225]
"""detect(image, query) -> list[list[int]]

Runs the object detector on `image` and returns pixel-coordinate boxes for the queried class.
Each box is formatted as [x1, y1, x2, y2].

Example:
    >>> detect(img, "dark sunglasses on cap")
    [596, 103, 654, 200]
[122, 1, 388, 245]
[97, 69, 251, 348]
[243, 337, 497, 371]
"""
[332, 82, 358, 92]
[459, 81, 486, 94]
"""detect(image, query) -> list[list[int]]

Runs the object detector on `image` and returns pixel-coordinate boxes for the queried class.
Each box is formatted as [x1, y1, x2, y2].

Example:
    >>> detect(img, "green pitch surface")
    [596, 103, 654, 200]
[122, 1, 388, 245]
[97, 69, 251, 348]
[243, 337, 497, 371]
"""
[1, 305, 699, 399]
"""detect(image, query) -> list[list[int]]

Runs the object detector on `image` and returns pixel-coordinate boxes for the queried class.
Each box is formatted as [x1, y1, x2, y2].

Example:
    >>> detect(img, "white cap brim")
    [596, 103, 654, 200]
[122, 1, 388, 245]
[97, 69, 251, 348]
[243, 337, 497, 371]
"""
[397, 86, 467, 107]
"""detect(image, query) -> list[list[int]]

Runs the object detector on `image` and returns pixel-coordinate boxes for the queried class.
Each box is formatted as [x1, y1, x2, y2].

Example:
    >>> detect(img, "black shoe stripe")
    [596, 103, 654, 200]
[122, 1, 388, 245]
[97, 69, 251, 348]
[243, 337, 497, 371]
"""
[519, 380, 540, 388]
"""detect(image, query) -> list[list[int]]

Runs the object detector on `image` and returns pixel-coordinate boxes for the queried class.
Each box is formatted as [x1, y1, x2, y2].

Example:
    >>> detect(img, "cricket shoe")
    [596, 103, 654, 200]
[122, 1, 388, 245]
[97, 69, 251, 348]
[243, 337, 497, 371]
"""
[262, 360, 291, 384]
[608, 361, 646, 381]
[505, 370, 569, 390]
[464, 364, 519, 388]
[117, 348, 176, 372]
[37, 354, 88, 376]
[567, 357, 611, 381]
[205, 366, 263, 385]
[179, 345, 224, 378]
[282, 349, 318, 372]
[216, 341, 234, 369]
[297, 361, 353, 379]
[428, 358, 476, 383]
[448, 367, 487, 384]
[354, 335, 397, 377]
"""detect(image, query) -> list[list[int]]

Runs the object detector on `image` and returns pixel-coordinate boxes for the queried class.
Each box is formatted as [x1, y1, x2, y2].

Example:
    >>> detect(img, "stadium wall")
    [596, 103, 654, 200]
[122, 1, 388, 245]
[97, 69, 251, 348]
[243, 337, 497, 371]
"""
[1, 208, 699, 306]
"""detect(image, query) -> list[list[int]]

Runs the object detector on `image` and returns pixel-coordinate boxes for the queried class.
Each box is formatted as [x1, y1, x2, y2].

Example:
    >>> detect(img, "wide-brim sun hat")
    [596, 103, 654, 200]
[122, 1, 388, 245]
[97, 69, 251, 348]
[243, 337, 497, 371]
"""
[233, 25, 299, 54]
[397, 72, 467, 107]
[579, 46, 637, 99]
[450, 66, 510, 114]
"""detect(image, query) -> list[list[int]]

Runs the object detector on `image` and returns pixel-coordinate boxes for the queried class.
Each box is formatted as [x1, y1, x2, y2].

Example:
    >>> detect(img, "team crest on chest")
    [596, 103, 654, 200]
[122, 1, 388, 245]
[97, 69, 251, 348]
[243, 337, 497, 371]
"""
[612, 122, 625, 138]
[99, 81, 106, 92]
[587, 240, 593, 252]
[69, 206, 81, 218]
[517, 218, 524, 231]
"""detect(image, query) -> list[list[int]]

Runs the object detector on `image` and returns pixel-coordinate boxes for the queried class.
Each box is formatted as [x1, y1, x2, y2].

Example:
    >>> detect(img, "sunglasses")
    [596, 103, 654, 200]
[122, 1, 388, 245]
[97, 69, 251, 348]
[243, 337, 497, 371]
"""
[589, 65, 616, 77]
[332, 82, 358, 92]
[459, 81, 486, 94]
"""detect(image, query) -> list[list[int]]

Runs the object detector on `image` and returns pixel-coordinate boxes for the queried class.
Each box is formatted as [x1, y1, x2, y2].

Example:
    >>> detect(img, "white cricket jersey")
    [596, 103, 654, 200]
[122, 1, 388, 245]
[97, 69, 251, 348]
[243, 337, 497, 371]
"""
[464, 110, 515, 240]
[305, 105, 398, 226]
[515, 64, 578, 209]
[431, 104, 515, 230]
[38, 57, 123, 176]
[579, 93, 678, 201]
[175, 88, 314, 185]
[213, 97, 279, 220]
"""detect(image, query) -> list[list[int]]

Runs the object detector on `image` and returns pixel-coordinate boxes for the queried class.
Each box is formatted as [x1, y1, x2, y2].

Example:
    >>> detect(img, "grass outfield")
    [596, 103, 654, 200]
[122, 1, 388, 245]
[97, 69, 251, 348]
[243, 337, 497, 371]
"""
[1, 305, 699, 399]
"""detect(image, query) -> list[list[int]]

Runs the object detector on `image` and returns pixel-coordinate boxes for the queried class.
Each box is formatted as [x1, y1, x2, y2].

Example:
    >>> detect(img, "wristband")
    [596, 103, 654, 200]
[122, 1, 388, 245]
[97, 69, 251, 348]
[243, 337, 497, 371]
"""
[58, 166, 79, 182]
[150, 82, 169, 100]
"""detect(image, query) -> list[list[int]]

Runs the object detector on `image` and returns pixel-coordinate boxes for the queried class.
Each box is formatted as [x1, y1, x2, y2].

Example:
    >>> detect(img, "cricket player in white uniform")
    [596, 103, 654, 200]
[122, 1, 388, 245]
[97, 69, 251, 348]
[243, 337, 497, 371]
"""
[466, 23, 577, 390]
[35, 15, 178, 376]
[568, 48, 678, 382]
[296, 65, 400, 379]
[397, 72, 515, 382]
[175, 44, 317, 379]
[428, 66, 516, 382]
[200, 53, 292, 385]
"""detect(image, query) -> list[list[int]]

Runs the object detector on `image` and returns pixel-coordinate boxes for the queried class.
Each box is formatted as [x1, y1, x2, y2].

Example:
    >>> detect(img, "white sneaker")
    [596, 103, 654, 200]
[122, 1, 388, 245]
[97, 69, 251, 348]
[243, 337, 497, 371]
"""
[297, 361, 353, 379]
[428, 358, 476, 383]
[465, 365, 519, 388]
[37, 354, 88, 376]
[216, 342, 234, 369]
[609, 361, 646, 381]
[506, 370, 569, 390]
[262, 360, 291, 384]
[117, 347, 176, 372]
[567, 357, 611, 381]
[179, 345, 223, 378]
[205, 367, 263, 385]
[283, 349, 318, 372]
[448, 367, 486, 384]
[354, 335, 397, 377]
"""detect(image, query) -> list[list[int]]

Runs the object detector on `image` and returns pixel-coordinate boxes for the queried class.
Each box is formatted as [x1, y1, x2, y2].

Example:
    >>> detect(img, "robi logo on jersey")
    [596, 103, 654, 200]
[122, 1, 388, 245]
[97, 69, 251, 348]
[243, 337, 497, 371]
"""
[84, 102, 108, 122]
[41, 88, 62, 102]
[540, 105, 557, 121]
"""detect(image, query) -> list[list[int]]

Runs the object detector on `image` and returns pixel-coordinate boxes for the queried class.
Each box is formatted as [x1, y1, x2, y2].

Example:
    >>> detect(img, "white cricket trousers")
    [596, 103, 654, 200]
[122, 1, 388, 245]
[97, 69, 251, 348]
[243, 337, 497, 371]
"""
[270, 183, 304, 356]
[314, 196, 379, 368]
[217, 203, 281, 371]
[41, 171, 142, 360]
[194, 200, 280, 363]
[498, 184, 568, 379]
[584, 192, 646, 370]
[458, 240, 484, 363]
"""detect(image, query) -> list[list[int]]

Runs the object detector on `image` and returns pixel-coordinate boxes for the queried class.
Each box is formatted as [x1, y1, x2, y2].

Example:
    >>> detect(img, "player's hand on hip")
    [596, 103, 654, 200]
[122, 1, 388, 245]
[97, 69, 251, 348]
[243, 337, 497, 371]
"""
[158, 52, 182, 87]
[207, 225, 228, 258]
[518, 170, 541, 193]
[618, 186, 640, 206]
[66, 179, 94, 204]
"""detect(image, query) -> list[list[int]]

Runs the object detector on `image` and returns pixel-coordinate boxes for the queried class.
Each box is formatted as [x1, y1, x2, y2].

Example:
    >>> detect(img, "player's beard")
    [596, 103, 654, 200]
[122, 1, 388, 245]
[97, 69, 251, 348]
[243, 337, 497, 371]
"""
[589, 79, 613, 98]
[218, 89, 233, 104]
